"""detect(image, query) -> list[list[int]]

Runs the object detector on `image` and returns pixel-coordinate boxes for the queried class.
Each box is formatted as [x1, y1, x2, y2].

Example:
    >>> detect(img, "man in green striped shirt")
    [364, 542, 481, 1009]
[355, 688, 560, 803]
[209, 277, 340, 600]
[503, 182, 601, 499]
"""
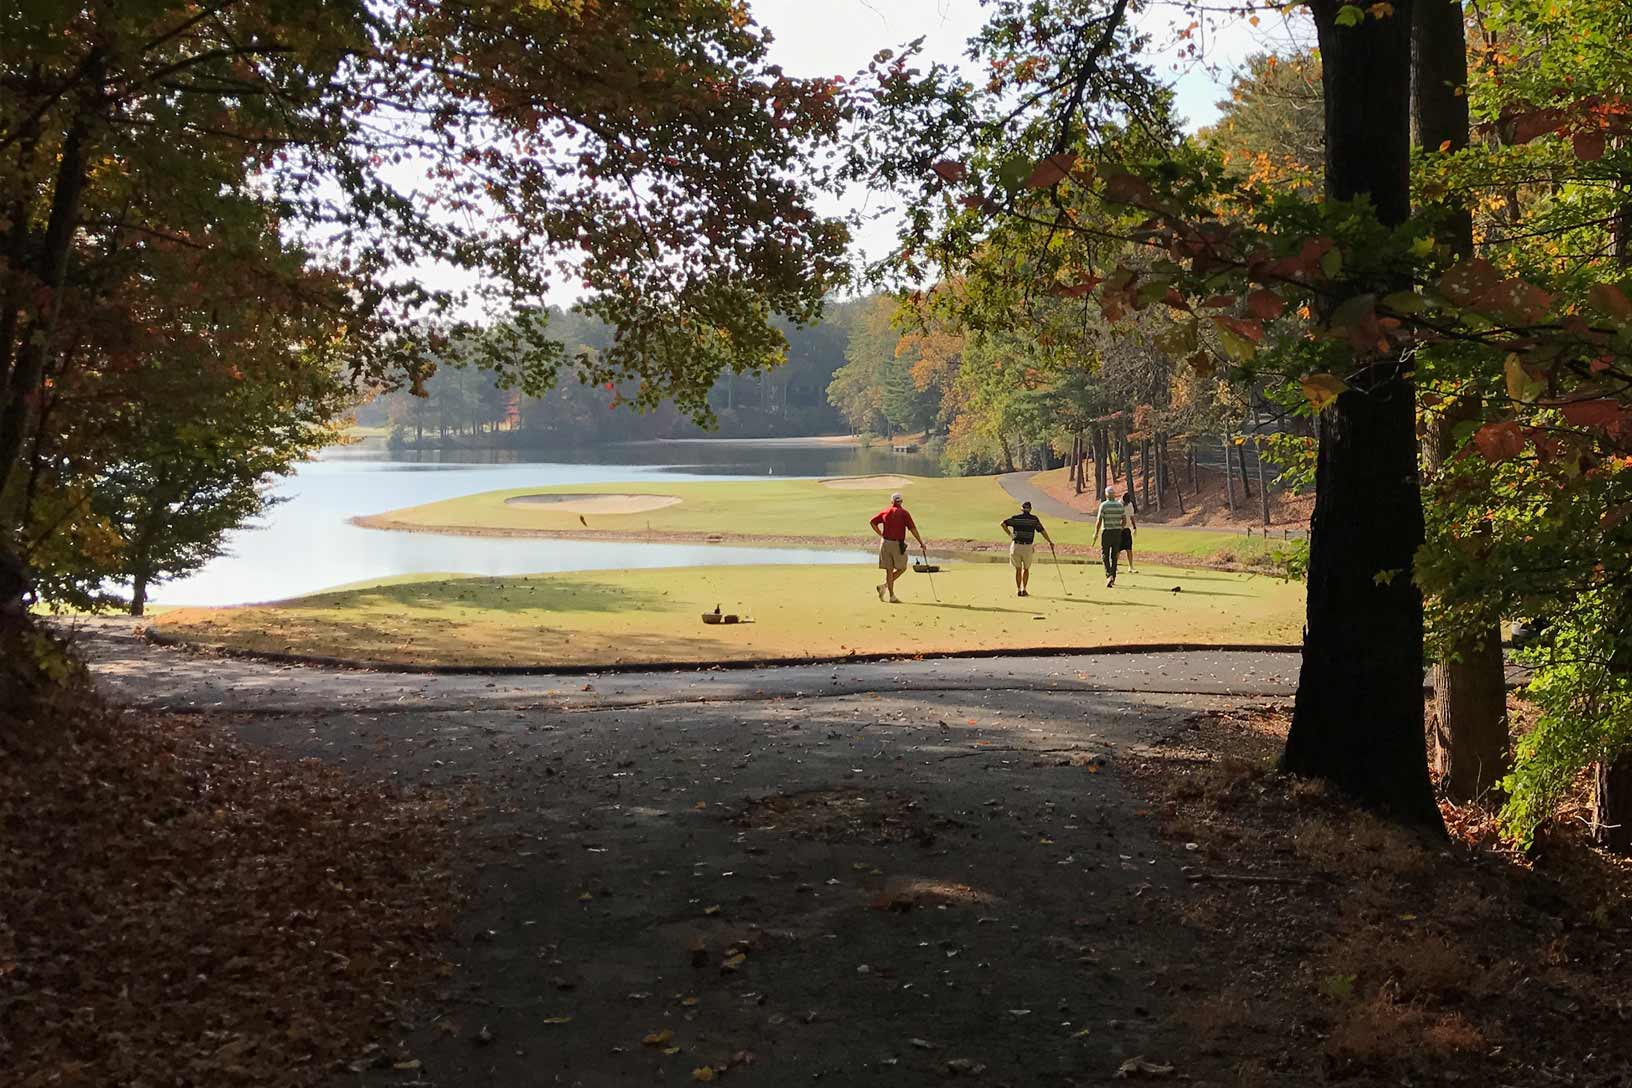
[1092, 489, 1127, 588]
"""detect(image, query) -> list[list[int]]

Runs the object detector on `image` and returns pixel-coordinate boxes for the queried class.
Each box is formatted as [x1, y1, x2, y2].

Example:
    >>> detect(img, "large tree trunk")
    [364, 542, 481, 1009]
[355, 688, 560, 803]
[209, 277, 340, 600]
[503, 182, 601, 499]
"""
[1285, 0, 1443, 829]
[1414, 0, 1510, 804]
[1596, 755, 1632, 853]
[0, 84, 101, 615]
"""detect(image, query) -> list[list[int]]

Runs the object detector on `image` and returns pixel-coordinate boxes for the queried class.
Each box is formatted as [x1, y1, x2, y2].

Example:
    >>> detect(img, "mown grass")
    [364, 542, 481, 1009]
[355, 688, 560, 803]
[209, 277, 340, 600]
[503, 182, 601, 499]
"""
[153, 561, 1304, 668]
[363, 475, 1252, 558]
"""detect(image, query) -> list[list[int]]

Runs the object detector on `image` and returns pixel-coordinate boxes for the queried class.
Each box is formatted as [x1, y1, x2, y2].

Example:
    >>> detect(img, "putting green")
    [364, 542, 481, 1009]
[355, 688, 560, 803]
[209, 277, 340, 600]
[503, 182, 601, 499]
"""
[358, 475, 1259, 560]
[152, 562, 1304, 668]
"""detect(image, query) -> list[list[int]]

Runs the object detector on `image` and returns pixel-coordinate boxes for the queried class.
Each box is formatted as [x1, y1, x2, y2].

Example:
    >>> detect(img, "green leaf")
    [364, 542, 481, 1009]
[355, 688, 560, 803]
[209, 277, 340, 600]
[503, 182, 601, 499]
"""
[1503, 353, 1546, 403]
[1380, 290, 1426, 315]
[1319, 247, 1343, 279]
[1335, 4, 1366, 26]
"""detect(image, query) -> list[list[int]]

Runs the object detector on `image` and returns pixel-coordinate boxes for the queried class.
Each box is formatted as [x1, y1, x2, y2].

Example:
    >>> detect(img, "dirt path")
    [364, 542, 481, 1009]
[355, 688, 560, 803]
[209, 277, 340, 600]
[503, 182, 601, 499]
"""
[77, 619, 1304, 1086]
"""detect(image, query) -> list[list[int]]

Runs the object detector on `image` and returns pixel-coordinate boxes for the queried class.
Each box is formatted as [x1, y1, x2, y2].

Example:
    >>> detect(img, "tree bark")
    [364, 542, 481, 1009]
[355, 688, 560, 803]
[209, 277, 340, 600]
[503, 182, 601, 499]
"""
[1285, 0, 1443, 829]
[1, 110, 95, 526]
[1256, 438, 1271, 526]
[1222, 435, 1237, 513]
[1414, 0, 1509, 804]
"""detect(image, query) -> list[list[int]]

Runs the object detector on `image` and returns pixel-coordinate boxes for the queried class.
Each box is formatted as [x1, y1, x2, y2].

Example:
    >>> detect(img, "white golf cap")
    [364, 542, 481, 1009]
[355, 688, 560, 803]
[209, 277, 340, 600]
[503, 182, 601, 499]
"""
[890, 492, 903, 504]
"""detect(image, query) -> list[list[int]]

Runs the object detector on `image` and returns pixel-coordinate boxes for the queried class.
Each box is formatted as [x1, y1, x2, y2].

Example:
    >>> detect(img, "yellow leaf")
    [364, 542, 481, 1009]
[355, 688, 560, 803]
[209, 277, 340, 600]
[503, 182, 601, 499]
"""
[1299, 373, 1347, 412]
[692, 1068, 718, 1082]
[541, 1016, 573, 1024]
[642, 1029, 674, 1047]
[1437, 139, 1452, 152]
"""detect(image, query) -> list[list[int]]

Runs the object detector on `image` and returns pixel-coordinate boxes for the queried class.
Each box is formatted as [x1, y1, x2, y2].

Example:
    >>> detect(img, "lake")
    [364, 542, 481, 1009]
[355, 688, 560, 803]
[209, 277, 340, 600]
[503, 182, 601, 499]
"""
[149, 439, 945, 607]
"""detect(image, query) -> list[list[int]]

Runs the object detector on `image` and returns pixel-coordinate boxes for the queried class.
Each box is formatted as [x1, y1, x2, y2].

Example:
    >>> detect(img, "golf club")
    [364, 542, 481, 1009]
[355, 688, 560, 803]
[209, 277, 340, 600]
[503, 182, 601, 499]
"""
[922, 545, 940, 602]
[1049, 542, 1069, 595]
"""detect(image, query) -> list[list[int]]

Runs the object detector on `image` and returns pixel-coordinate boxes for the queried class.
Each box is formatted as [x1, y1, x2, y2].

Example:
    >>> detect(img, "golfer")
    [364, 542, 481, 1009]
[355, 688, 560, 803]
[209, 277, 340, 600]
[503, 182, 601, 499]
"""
[1117, 489, 1138, 573]
[1000, 500, 1052, 597]
[870, 492, 926, 603]
[1092, 487, 1128, 587]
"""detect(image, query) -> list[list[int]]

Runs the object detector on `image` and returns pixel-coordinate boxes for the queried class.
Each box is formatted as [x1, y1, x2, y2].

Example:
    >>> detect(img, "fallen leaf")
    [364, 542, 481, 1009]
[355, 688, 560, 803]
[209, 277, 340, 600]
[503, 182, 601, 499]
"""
[691, 1067, 718, 1082]
[642, 1029, 674, 1047]
[1115, 1055, 1176, 1079]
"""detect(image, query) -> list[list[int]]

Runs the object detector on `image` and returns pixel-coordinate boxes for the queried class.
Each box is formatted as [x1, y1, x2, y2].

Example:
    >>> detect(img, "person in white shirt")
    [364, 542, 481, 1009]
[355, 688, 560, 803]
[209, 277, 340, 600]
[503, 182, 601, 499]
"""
[1091, 488, 1127, 588]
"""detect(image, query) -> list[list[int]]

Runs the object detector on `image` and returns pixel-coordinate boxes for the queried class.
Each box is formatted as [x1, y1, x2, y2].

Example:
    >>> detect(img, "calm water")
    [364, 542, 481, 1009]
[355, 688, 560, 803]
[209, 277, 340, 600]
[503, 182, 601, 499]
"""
[150, 439, 943, 607]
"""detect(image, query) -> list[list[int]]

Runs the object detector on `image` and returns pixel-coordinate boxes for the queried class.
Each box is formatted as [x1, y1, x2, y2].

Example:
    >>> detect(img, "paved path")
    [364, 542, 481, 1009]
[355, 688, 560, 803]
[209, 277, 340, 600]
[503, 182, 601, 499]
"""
[72, 616, 1302, 715]
[75, 617, 1303, 1086]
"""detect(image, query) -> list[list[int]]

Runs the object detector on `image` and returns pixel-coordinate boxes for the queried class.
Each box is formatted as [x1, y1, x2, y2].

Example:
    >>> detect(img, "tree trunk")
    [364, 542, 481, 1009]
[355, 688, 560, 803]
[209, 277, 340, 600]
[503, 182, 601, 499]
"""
[998, 432, 1016, 474]
[1430, 628, 1508, 801]
[1188, 443, 1197, 490]
[1415, 0, 1509, 804]
[0, 82, 103, 614]
[1592, 751, 1632, 852]
[1286, 0, 1442, 830]
[1256, 438, 1271, 526]
[131, 573, 149, 617]
[1141, 438, 1152, 508]
[1237, 438, 1253, 499]
[1222, 435, 1237, 513]
[1093, 428, 1107, 499]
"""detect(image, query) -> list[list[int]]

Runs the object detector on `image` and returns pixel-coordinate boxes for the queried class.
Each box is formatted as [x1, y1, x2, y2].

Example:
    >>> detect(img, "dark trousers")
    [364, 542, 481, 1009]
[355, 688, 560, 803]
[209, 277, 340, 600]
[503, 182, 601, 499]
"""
[1101, 530, 1120, 577]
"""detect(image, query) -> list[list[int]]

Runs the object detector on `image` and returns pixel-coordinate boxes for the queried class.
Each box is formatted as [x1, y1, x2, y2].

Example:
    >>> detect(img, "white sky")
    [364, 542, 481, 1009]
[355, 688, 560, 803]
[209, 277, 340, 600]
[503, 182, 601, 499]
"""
[752, 0, 1315, 271]
[407, 1, 1313, 314]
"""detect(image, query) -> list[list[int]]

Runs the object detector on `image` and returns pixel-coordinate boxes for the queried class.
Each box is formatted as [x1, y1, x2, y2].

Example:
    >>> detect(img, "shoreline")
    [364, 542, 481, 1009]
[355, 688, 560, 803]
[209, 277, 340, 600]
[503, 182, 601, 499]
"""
[348, 514, 1283, 572]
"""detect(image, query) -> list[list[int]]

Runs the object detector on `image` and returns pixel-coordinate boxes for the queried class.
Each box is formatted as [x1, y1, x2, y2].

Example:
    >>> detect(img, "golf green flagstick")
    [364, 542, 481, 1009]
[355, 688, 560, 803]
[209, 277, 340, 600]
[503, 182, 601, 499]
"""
[922, 545, 940, 602]
[1050, 542, 1069, 595]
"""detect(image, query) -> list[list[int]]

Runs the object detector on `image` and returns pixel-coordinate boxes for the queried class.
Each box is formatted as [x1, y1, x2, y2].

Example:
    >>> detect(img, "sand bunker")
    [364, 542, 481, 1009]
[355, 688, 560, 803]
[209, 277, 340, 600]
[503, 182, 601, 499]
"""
[504, 493, 682, 515]
[819, 474, 914, 491]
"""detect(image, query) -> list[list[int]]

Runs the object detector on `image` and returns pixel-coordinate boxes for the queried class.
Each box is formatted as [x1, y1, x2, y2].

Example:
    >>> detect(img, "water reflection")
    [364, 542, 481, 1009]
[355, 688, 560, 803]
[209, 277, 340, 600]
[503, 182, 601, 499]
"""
[149, 440, 933, 607]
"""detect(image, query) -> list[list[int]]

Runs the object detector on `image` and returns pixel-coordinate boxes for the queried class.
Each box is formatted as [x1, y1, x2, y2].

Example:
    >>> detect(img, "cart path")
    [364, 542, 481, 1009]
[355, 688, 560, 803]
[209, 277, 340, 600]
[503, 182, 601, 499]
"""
[70, 616, 1303, 715]
[75, 616, 1318, 1086]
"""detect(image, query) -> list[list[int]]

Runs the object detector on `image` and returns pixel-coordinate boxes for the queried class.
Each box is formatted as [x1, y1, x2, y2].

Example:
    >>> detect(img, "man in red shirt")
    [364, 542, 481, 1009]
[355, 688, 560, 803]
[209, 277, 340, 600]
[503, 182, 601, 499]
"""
[869, 492, 926, 603]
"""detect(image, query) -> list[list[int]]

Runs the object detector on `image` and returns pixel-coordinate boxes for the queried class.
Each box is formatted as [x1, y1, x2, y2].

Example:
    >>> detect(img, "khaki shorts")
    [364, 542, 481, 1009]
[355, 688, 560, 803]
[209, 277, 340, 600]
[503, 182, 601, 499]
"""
[1009, 542, 1035, 570]
[878, 539, 910, 572]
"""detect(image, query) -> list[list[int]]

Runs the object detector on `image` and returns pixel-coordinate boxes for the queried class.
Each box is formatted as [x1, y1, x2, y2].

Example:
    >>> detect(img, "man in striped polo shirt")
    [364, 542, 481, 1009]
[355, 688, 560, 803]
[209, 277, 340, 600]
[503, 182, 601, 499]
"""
[1092, 488, 1127, 587]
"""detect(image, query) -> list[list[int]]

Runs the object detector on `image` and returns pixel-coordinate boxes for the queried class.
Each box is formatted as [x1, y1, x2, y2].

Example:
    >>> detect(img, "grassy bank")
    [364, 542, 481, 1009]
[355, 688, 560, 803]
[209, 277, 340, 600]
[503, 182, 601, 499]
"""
[153, 562, 1304, 668]
[359, 475, 1258, 560]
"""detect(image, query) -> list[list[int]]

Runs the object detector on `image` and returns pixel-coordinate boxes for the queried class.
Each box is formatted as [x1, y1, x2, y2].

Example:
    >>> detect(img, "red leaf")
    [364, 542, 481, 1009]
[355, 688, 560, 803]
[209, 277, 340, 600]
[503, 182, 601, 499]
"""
[1102, 172, 1154, 207]
[1439, 258, 1502, 304]
[1473, 420, 1526, 462]
[1024, 153, 1078, 189]
[1561, 399, 1624, 427]
[1573, 129, 1607, 162]
[1201, 294, 1237, 309]
[1588, 282, 1632, 320]
[931, 160, 968, 183]
[1054, 276, 1102, 298]
[1210, 314, 1263, 344]
[1246, 289, 1286, 320]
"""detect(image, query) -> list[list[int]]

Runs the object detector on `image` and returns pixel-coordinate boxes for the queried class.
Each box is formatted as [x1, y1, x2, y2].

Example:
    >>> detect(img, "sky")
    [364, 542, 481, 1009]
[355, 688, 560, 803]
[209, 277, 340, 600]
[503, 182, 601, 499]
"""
[407, 1, 1314, 314]
[751, 0, 1313, 271]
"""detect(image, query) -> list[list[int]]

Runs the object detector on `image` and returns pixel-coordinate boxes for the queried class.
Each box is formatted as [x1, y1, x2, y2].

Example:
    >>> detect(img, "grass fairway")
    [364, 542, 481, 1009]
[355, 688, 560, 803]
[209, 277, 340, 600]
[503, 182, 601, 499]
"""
[153, 562, 1304, 668]
[361, 475, 1251, 559]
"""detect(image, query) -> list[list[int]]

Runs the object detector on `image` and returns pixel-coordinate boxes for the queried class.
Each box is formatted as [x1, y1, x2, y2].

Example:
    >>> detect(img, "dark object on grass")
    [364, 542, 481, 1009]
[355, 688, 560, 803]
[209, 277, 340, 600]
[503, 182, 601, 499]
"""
[701, 612, 740, 625]
[912, 563, 941, 573]
[1171, 586, 1182, 593]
